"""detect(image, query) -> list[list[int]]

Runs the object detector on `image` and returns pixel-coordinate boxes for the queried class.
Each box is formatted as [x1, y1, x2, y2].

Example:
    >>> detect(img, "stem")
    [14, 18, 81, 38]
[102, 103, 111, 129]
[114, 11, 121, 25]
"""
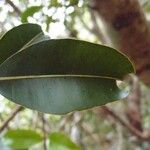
[99, 106, 150, 141]
[40, 113, 47, 150]
[0, 105, 24, 133]
[5, 0, 21, 15]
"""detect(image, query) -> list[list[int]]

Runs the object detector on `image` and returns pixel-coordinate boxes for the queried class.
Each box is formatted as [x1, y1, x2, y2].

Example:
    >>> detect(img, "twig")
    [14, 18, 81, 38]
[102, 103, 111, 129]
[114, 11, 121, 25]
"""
[116, 124, 123, 150]
[5, 0, 21, 15]
[79, 9, 108, 44]
[79, 15, 103, 42]
[0, 105, 24, 133]
[90, 10, 108, 44]
[70, 112, 82, 144]
[79, 15, 94, 34]
[59, 113, 74, 131]
[40, 114, 47, 150]
[80, 122, 100, 143]
[126, 76, 143, 131]
[99, 106, 150, 142]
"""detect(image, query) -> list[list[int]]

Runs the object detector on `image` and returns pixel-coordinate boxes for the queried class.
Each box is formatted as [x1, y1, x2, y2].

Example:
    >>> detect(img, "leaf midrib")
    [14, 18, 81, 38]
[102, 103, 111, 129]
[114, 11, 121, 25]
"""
[0, 37, 135, 81]
[0, 74, 123, 81]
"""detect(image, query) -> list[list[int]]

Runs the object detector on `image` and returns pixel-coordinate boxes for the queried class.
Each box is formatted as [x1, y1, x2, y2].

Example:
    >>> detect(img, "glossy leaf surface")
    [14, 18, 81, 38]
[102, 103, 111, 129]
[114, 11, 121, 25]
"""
[0, 24, 135, 114]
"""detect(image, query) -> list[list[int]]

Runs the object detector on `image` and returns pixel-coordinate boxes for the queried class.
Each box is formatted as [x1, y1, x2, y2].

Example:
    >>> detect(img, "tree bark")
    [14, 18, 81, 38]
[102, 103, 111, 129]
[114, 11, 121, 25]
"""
[91, 0, 150, 84]
[90, 0, 150, 134]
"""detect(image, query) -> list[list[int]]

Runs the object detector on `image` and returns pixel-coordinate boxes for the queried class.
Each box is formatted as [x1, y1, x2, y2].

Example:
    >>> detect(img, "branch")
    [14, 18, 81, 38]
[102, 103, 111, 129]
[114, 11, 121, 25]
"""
[0, 105, 24, 133]
[79, 16, 94, 34]
[90, 9, 108, 44]
[5, 0, 21, 15]
[126, 76, 143, 131]
[79, 12, 107, 44]
[40, 113, 48, 150]
[80, 122, 100, 143]
[99, 106, 150, 142]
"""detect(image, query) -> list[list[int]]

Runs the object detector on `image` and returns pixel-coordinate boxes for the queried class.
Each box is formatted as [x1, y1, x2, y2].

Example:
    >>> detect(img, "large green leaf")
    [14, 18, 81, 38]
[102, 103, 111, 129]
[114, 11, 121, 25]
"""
[0, 24, 135, 114]
[4, 129, 43, 150]
[49, 132, 82, 150]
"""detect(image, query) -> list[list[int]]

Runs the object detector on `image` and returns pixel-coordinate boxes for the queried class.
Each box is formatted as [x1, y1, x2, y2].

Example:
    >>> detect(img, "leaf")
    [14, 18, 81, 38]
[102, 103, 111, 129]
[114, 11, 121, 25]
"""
[0, 23, 43, 64]
[0, 23, 135, 114]
[69, 0, 79, 6]
[49, 132, 82, 150]
[4, 129, 43, 150]
[21, 6, 43, 23]
[143, 1, 150, 12]
[45, 15, 58, 31]
[50, 0, 62, 7]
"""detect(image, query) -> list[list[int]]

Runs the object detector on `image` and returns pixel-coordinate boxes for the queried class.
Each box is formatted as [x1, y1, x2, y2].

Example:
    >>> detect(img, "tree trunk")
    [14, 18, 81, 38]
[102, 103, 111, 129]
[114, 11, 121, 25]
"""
[91, 0, 150, 85]
[90, 0, 150, 133]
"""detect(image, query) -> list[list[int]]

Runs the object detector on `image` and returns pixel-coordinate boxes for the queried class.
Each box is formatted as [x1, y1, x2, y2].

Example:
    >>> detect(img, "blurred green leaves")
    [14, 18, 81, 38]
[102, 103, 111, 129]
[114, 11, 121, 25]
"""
[142, 0, 150, 13]
[50, 0, 62, 7]
[69, 0, 79, 6]
[4, 129, 43, 149]
[2, 130, 81, 150]
[21, 6, 43, 23]
[49, 132, 82, 150]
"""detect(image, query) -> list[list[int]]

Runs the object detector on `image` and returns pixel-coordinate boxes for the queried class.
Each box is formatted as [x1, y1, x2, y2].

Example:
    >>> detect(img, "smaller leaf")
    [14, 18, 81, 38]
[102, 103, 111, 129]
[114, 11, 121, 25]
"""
[143, 1, 150, 12]
[45, 15, 58, 31]
[69, 0, 79, 6]
[50, 0, 62, 7]
[49, 132, 82, 150]
[21, 6, 43, 23]
[0, 23, 43, 65]
[4, 129, 43, 150]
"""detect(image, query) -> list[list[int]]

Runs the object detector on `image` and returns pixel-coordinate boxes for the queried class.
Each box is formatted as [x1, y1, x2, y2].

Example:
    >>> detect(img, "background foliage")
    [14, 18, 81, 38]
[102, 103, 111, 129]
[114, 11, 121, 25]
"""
[0, 0, 150, 149]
